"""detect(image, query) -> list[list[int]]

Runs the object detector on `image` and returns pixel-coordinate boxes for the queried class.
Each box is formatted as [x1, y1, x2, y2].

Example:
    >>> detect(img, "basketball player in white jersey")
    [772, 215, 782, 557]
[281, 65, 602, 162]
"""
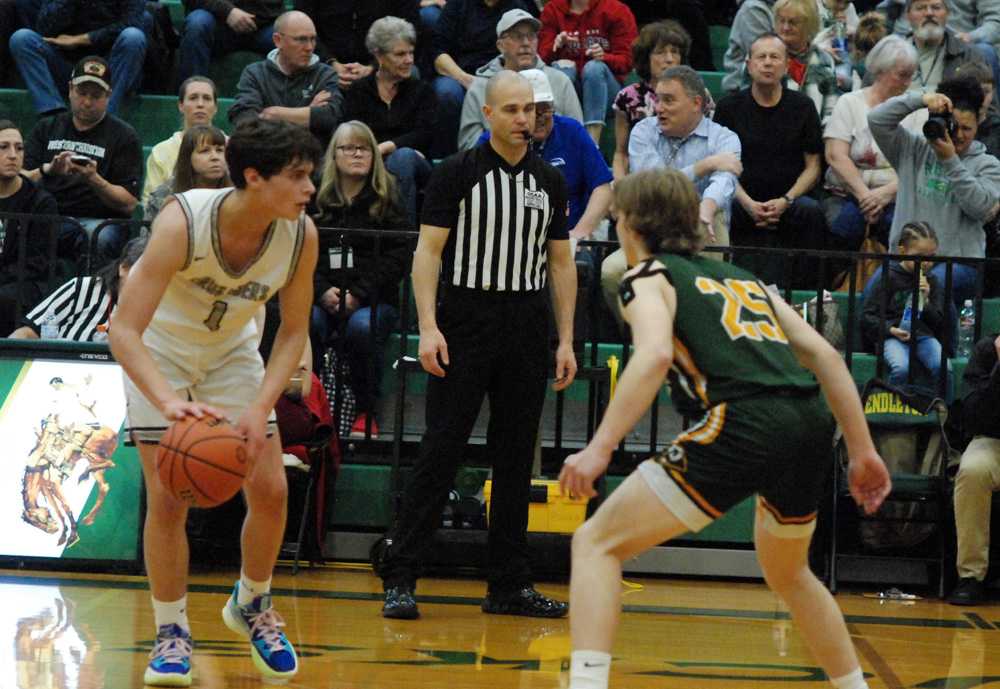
[108, 118, 320, 687]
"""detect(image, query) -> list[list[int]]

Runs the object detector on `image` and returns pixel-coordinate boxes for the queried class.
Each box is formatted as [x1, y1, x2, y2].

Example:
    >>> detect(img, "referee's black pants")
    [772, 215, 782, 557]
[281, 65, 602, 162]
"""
[382, 286, 549, 593]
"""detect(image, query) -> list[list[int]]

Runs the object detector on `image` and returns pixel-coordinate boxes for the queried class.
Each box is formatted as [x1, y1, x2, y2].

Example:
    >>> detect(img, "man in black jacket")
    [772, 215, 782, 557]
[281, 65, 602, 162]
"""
[228, 11, 342, 144]
[950, 332, 1000, 605]
[177, 0, 284, 85]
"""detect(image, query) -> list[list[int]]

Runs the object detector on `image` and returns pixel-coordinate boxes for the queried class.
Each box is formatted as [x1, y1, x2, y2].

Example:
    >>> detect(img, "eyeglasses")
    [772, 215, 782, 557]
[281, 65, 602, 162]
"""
[278, 33, 317, 45]
[336, 145, 373, 156]
[502, 30, 538, 43]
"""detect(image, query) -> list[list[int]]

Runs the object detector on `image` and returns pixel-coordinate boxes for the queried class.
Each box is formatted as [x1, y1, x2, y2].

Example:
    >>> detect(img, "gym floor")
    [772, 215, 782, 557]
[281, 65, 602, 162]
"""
[3, 564, 995, 688]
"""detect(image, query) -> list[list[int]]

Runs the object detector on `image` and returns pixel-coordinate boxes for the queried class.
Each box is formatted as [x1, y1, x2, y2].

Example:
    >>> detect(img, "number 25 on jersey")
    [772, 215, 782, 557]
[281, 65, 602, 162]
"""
[695, 277, 788, 343]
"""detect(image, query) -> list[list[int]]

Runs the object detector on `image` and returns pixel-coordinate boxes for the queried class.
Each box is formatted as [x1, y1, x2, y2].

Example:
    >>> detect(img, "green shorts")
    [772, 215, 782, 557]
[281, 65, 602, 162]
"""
[637, 391, 834, 538]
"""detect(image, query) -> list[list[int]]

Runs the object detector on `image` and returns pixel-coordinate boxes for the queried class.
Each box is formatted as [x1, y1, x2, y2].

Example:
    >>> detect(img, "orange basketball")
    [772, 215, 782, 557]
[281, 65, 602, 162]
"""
[157, 416, 249, 508]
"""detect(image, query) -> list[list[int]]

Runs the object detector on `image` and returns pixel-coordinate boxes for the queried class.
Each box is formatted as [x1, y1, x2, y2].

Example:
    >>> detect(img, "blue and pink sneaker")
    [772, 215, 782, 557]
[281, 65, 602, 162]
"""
[222, 583, 299, 682]
[144, 623, 193, 687]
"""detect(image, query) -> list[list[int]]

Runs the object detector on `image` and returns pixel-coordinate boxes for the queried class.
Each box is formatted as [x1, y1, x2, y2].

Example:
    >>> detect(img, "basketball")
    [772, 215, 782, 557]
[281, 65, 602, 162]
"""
[157, 416, 249, 508]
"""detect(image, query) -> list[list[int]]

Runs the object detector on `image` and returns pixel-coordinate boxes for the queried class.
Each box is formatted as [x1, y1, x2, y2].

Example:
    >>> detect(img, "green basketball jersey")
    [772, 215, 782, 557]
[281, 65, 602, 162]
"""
[654, 252, 818, 414]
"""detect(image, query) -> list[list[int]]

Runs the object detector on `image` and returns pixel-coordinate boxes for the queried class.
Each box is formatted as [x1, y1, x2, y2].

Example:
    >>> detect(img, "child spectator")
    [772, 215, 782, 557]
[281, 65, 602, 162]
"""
[861, 221, 948, 390]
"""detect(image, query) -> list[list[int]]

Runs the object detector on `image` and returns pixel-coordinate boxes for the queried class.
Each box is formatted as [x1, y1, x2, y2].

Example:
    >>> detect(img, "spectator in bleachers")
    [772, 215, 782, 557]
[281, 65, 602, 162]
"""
[891, 0, 1000, 100]
[602, 65, 740, 321]
[176, 0, 284, 86]
[0, 120, 58, 337]
[459, 9, 583, 151]
[313, 120, 412, 439]
[714, 34, 830, 288]
[861, 221, 946, 388]
[142, 76, 219, 206]
[949, 331, 1000, 605]
[951, 60, 1000, 158]
[8, 235, 145, 341]
[228, 11, 343, 144]
[721, 0, 775, 93]
[144, 124, 231, 221]
[869, 73, 1000, 305]
[429, 0, 538, 158]
[342, 16, 435, 224]
[611, 20, 715, 180]
[21, 56, 141, 263]
[538, 0, 638, 144]
[293, 0, 421, 90]
[850, 11, 890, 83]
[823, 35, 919, 250]
[9, 0, 147, 115]
[900, 0, 981, 95]
[771, 0, 840, 122]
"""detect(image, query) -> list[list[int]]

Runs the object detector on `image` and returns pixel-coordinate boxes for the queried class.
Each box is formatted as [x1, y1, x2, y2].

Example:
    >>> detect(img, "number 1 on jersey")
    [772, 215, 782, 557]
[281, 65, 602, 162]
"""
[694, 277, 788, 343]
[204, 300, 228, 332]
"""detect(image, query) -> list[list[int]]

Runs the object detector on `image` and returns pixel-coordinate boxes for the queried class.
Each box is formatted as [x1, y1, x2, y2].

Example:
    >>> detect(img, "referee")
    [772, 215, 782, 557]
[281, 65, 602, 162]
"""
[381, 71, 578, 620]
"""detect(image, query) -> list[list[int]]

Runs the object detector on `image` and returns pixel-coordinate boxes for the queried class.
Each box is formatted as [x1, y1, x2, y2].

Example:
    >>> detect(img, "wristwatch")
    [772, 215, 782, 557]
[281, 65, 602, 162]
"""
[781, 193, 794, 205]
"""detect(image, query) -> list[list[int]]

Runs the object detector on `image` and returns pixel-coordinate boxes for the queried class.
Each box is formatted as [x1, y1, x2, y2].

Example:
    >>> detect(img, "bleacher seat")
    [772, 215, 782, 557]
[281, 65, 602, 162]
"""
[709, 25, 730, 73]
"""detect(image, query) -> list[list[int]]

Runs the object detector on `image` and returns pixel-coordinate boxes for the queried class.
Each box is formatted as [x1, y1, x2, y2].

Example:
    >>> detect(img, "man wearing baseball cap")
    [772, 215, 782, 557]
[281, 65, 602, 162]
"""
[9, 0, 147, 115]
[459, 8, 583, 150]
[427, 0, 538, 157]
[21, 55, 142, 263]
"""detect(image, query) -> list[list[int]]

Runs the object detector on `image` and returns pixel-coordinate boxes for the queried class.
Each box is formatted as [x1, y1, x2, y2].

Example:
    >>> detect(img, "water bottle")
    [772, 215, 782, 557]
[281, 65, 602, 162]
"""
[832, 21, 853, 91]
[958, 299, 976, 357]
[899, 298, 913, 333]
[40, 314, 58, 339]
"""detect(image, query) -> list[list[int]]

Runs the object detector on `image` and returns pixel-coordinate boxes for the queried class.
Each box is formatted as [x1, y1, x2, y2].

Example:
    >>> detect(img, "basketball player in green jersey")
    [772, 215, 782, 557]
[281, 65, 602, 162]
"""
[110, 119, 320, 686]
[559, 168, 892, 689]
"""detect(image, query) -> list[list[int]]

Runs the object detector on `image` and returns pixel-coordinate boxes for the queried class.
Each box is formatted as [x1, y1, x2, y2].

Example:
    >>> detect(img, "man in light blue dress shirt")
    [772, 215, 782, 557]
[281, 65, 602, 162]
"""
[601, 65, 742, 323]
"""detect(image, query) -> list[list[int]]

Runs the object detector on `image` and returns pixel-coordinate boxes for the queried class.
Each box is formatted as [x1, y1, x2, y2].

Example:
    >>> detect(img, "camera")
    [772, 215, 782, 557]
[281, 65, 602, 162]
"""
[923, 113, 958, 141]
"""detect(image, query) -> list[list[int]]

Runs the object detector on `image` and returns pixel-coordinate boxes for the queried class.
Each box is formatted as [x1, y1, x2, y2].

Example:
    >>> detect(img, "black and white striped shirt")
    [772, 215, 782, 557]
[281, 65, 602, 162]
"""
[22, 276, 112, 342]
[422, 144, 568, 292]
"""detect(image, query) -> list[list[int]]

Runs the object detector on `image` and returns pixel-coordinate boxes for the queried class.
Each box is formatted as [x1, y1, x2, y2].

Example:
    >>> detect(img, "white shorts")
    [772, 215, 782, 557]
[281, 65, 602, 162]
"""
[125, 329, 277, 445]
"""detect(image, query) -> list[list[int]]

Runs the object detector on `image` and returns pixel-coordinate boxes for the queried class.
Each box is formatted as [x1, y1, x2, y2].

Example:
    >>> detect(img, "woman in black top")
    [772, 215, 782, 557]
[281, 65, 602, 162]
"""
[342, 16, 436, 224]
[314, 120, 413, 437]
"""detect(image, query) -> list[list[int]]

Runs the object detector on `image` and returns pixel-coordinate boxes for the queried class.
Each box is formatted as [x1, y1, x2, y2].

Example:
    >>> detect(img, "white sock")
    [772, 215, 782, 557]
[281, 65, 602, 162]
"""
[569, 650, 612, 689]
[238, 572, 271, 606]
[152, 595, 190, 633]
[831, 667, 868, 689]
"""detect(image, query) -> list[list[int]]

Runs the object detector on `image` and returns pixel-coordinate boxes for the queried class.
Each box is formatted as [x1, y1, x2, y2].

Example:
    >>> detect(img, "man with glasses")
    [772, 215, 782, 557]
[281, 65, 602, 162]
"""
[459, 8, 582, 150]
[177, 0, 284, 86]
[229, 10, 343, 144]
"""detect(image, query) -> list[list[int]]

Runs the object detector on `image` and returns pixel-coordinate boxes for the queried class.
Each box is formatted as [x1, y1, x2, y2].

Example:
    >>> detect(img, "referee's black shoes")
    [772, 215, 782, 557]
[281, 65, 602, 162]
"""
[482, 587, 568, 618]
[382, 584, 420, 619]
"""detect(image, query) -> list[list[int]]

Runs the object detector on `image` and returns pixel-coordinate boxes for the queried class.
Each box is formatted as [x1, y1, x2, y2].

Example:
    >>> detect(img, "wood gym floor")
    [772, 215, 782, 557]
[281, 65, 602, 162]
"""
[4, 564, 997, 689]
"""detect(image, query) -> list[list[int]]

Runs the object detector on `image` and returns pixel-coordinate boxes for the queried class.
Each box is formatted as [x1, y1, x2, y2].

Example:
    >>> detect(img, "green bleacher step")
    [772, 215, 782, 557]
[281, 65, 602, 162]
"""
[331, 462, 754, 543]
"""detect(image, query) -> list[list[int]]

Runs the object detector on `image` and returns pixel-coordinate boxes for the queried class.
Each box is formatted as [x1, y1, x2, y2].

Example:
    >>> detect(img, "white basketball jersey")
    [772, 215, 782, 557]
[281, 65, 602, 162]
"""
[145, 188, 305, 348]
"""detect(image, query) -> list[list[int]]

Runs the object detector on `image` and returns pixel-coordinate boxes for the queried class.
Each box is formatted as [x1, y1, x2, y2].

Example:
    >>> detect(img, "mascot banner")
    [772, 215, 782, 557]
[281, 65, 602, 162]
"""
[0, 358, 139, 562]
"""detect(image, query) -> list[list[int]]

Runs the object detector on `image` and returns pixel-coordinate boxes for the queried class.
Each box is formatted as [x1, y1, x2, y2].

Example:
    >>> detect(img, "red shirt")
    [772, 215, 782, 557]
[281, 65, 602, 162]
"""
[537, 0, 638, 80]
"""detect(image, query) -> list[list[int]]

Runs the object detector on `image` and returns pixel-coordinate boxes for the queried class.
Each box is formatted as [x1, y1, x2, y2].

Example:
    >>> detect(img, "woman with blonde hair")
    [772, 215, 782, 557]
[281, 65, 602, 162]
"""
[313, 120, 412, 438]
[772, 0, 842, 121]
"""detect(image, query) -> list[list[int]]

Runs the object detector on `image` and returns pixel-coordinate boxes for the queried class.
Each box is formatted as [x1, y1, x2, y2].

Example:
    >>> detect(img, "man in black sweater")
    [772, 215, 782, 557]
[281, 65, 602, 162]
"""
[950, 332, 1000, 605]
[177, 0, 284, 86]
[22, 56, 142, 263]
